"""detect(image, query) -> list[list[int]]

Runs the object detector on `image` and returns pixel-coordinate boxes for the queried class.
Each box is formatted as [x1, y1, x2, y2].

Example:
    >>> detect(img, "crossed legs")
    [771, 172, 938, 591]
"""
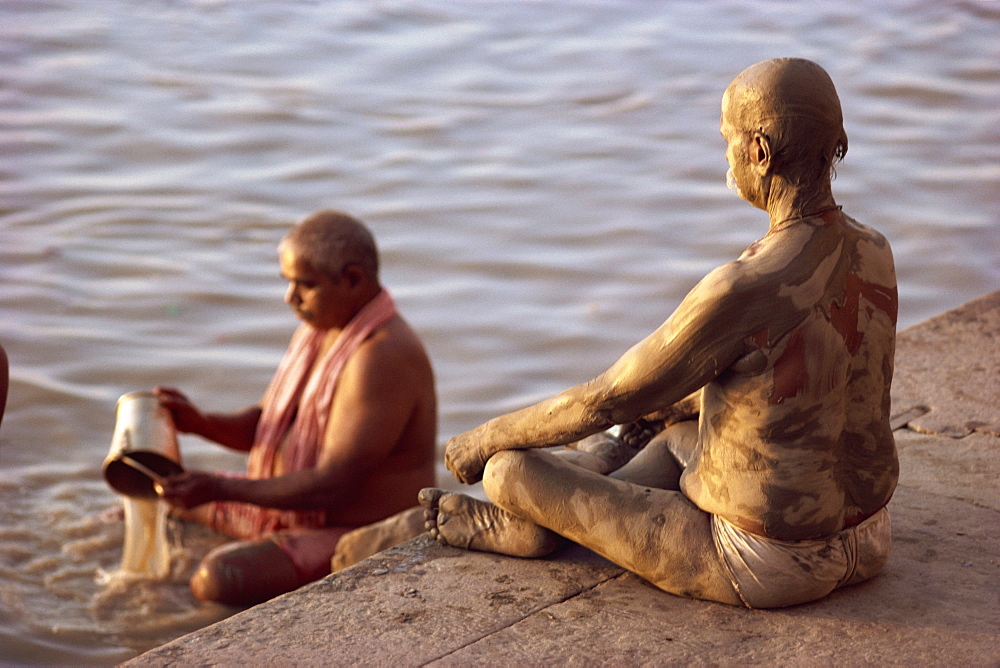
[421, 422, 741, 605]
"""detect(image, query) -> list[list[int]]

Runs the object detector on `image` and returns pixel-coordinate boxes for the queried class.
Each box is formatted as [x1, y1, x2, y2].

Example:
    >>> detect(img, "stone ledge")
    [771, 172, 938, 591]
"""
[128, 292, 1000, 666]
[890, 291, 1000, 438]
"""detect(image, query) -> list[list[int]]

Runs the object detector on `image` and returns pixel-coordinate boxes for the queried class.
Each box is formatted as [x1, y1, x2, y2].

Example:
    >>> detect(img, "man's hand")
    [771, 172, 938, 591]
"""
[156, 470, 225, 509]
[444, 432, 490, 485]
[154, 386, 205, 434]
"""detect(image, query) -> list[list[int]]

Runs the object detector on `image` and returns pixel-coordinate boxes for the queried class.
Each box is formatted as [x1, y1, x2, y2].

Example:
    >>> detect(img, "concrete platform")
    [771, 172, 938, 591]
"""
[129, 292, 1000, 666]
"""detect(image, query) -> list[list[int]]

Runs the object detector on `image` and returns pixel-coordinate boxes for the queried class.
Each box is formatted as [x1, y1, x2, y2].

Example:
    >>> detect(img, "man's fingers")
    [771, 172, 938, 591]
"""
[154, 386, 180, 399]
[154, 387, 189, 408]
[446, 459, 473, 485]
[444, 436, 487, 485]
[454, 463, 483, 485]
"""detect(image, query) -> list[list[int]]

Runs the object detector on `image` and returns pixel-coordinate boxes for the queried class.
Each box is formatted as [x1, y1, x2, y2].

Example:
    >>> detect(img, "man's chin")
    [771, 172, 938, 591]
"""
[295, 313, 332, 331]
[726, 167, 744, 199]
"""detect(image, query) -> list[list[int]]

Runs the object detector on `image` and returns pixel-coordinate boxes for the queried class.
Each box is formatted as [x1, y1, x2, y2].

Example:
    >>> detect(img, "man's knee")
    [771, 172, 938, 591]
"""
[190, 540, 299, 606]
[482, 449, 531, 504]
[189, 545, 249, 604]
[662, 420, 698, 468]
[190, 554, 230, 603]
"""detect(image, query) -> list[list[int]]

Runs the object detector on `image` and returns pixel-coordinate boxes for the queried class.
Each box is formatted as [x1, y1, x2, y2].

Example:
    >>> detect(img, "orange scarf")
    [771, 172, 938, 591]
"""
[213, 290, 397, 538]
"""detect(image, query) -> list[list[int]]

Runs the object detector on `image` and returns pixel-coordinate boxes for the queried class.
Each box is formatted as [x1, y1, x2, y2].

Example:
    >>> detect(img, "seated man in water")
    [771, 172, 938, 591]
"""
[156, 209, 437, 605]
[420, 58, 898, 608]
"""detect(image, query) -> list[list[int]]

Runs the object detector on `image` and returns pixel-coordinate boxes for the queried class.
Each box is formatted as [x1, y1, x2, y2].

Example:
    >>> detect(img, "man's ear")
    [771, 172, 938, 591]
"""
[751, 131, 772, 175]
[342, 264, 365, 288]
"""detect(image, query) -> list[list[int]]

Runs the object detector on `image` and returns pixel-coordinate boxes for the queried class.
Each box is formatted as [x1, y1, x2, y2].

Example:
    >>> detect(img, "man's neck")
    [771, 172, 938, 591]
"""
[315, 285, 384, 353]
[764, 176, 836, 232]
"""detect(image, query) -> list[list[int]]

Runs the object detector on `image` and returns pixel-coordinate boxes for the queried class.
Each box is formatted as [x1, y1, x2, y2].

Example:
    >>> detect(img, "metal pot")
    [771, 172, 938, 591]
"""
[102, 391, 183, 498]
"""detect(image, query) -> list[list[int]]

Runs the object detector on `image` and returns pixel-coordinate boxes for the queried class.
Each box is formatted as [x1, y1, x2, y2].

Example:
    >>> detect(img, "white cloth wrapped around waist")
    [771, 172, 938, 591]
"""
[712, 507, 891, 608]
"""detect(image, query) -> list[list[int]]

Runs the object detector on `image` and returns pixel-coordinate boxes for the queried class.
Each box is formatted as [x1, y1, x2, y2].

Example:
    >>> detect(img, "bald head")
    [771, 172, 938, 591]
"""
[280, 209, 379, 281]
[724, 58, 848, 186]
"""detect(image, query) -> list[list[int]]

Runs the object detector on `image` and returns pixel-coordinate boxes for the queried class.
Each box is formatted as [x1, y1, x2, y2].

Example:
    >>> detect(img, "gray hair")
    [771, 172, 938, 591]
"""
[279, 210, 379, 280]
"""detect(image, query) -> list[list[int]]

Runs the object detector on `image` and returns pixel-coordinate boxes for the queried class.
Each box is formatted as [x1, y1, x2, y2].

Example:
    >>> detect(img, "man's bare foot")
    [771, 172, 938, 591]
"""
[561, 429, 649, 474]
[418, 488, 562, 558]
[617, 419, 666, 453]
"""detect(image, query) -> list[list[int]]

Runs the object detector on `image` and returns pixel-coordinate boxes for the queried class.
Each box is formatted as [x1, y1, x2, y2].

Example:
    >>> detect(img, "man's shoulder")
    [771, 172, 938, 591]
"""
[842, 213, 893, 254]
[349, 315, 432, 373]
[697, 238, 798, 296]
[678, 230, 825, 327]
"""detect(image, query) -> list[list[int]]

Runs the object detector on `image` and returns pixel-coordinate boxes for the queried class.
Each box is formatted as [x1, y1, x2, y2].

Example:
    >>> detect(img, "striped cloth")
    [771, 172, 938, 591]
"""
[211, 289, 397, 538]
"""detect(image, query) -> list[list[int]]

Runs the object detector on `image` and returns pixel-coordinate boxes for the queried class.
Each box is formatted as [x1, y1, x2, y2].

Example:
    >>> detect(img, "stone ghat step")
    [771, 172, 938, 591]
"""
[128, 292, 1000, 666]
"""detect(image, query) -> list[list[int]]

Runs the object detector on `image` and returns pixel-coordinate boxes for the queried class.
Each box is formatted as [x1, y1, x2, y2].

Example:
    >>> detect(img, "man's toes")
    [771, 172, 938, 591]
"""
[437, 492, 468, 516]
[418, 487, 444, 509]
[424, 511, 442, 533]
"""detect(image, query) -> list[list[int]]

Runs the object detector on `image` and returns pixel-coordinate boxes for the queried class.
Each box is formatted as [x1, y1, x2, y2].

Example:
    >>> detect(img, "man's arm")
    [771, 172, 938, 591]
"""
[155, 386, 260, 452]
[445, 262, 770, 484]
[159, 331, 421, 511]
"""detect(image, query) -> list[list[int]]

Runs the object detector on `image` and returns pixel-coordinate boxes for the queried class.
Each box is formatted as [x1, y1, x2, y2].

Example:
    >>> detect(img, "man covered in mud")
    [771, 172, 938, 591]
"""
[156, 210, 437, 605]
[420, 58, 898, 608]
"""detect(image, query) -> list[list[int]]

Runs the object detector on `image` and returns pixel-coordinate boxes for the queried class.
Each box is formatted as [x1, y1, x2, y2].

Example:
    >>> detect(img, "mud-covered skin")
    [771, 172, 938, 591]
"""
[446, 208, 897, 543]
[681, 207, 897, 540]
[446, 210, 897, 535]
[426, 439, 743, 606]
[438, 58, 898, 604]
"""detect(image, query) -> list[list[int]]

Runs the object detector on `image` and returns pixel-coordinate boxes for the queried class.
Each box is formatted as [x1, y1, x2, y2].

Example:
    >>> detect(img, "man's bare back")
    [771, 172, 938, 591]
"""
[680, 207, 897, 540]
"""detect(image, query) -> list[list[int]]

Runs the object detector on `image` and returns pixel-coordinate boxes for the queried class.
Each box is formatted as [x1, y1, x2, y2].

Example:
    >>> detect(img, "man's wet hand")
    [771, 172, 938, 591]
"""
[444, 433, 488, 485]
[156, 470, 222, 509]
[154, 386, 204, 434]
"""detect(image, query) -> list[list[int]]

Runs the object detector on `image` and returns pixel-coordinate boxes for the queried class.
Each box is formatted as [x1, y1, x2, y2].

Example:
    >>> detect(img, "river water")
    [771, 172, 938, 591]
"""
[1, 0, 997, 663]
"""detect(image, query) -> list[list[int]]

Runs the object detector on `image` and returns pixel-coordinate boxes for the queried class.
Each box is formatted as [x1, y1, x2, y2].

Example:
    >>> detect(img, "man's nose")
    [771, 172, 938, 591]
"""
[285, 284, 299, 305]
